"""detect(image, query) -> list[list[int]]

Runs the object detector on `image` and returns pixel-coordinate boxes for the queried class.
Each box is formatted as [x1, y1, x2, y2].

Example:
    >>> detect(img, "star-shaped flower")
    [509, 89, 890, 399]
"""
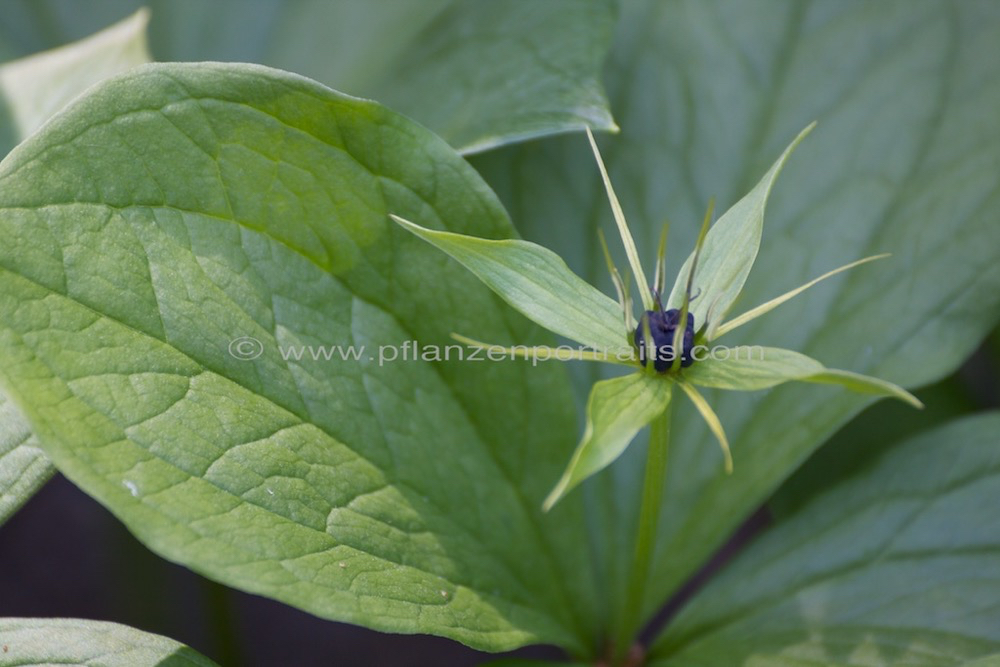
[391, 123, 920, 511]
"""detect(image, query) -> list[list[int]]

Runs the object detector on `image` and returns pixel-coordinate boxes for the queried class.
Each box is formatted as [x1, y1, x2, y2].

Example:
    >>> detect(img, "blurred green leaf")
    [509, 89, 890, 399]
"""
[771, 374, 980, 520]
[0, 0, 617, 153]
[0, 8, 149, 143]
[964, 656, 1000, 667]
[0, 618, 219, 666]
[370, 0, 618, 154]
[649, 413, 1000, 666]
[0, 63, 598, 652]
[473, 0, 1000, 633]
[0, 389, 51, 525]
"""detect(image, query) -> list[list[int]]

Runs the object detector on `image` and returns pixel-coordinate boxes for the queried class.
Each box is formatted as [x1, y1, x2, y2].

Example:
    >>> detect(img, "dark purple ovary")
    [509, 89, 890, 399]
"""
[634, 308, 695, 372]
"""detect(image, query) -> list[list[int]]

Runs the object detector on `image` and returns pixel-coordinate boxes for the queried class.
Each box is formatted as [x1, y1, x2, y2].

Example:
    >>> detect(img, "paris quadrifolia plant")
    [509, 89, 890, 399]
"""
[391, 123, 921, 656]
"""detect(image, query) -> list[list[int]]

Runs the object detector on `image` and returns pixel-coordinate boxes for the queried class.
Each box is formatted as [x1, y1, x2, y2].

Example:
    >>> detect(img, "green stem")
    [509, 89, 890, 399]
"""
[614, 400, 672, 663]
[201, 577, 243, 667]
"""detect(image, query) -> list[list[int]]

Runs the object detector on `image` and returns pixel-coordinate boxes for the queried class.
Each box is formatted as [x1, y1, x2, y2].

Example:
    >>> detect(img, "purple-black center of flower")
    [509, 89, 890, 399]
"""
[634, 308, 695, 372]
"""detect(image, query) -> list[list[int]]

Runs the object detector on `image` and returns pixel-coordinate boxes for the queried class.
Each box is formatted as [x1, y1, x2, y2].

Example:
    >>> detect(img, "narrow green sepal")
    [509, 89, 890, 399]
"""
[712, 254, 890, 340]
[586, 128, 654, 312]
[450, 333, 633, 365]
[543, 373, 671, 511]
[678, 381, 732, 473]
[391, 215, 625, 352]
[807, 368, 924, 409]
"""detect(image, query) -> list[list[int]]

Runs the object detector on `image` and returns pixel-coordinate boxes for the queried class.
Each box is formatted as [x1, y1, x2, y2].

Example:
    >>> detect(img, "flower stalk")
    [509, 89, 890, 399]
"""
[615, 401, 671, 664]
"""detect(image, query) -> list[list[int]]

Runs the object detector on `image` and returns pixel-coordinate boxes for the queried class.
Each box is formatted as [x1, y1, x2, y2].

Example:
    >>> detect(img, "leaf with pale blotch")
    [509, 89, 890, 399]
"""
[650, 414, 1000, 666]
[544, 373, 670, 511]
[683, 346, 921, 408]
[393, 215, 628, 354]
[0, 618, 219, 667]
[666, 123, 814, 337]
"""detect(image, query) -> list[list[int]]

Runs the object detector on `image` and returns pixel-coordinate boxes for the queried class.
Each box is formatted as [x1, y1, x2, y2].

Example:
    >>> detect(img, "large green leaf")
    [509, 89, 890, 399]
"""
[0, 618, 218, 666]
[0, 63, 600, 653]
[0, 0, 616, 153]
[649, 413, 1000, 666]
[0, 389, 50, 525]
[473, 0, 1000, 635]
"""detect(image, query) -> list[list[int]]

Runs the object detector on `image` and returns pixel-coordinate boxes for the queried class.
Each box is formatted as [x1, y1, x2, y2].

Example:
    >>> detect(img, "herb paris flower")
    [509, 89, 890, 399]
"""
[391, 124, 921, 512]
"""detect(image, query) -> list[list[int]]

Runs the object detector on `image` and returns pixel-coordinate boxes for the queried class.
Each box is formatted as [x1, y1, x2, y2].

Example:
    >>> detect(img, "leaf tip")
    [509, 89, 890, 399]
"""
[783, 122, 818, 161]
[389, 213, 435, 242]
[902, 391, 925, 410]
[124, 6, 151, 30]
[541, 483, 566, 513]
[388, 213, 420, 236]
